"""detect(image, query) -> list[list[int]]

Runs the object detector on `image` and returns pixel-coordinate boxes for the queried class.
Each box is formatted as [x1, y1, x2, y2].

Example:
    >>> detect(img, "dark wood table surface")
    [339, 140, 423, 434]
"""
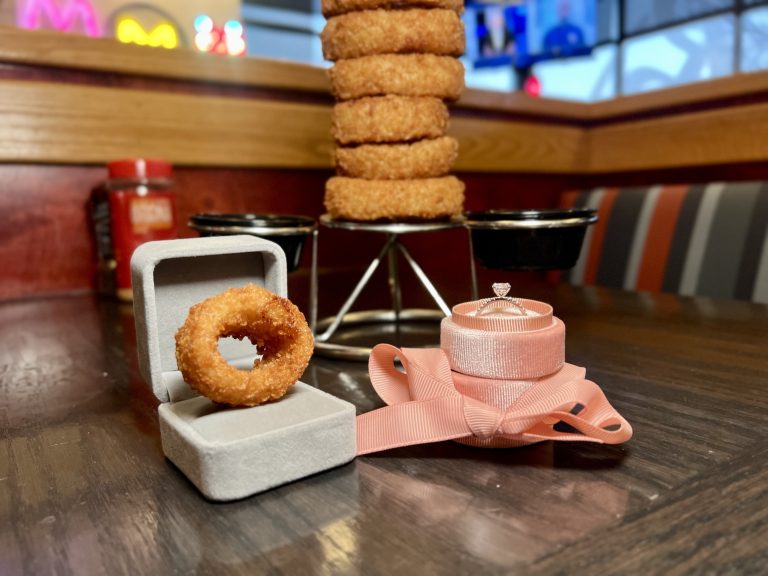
[2, 284, 767, 575]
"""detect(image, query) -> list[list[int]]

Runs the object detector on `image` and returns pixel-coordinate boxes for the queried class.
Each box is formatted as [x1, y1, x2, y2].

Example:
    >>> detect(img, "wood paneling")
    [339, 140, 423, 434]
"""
[5, 26, 768, 125]
[0, 79, 586, 173]
[4, 27, 768, 301]
[590, 70, 768, 122]
[450, 116, 586, 173]
[459, 87, 590, 121]
[3, 66, 766, 173]
[0, 80, 334, 167]
[0, 165, 331, 302]
[0, 163, 563, 302]
[589, 101, 768, 173]
[4, 27, 768, 173]
[0, 165, 100, 300]
[0, 26, 330, 93]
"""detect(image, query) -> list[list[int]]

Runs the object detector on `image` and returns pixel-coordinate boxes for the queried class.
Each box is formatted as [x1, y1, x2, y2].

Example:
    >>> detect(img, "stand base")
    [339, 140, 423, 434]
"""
[313, 216, 462, 361]
[314, 309, 445, 361]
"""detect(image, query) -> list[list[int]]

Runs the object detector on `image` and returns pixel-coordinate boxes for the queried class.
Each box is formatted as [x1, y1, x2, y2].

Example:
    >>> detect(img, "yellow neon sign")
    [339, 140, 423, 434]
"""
[116, 17, 179, 49]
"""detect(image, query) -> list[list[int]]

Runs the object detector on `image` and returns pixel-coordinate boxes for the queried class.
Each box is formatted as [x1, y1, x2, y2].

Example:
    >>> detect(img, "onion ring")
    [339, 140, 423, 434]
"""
[331, 95, 448, 145]
[175, 284, 314, 407]
[321, 9, 465, 61]
[328, 54, 465, 101]
[322, 0, 464, 17]
[325, 176, 465, 221]
[334, 137, 459, 179]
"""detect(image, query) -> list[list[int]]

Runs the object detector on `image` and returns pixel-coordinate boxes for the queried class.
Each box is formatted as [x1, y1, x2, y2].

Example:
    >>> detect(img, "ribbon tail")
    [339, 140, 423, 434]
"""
[502, 379, 633, 444]
[356, 397, 471, 455]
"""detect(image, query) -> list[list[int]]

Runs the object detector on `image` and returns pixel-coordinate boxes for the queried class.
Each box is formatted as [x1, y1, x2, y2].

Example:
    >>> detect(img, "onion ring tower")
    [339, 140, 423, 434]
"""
[321, 1, 466, 221]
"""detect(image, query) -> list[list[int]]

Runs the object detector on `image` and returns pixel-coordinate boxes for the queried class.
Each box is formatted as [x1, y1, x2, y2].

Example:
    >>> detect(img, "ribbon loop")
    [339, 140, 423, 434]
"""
[356, 345, 633, 455]
[367, 343, 412, 406]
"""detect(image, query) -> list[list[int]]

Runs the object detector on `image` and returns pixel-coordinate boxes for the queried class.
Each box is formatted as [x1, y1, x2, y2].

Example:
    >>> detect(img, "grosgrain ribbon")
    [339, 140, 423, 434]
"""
[356, 344, 633, 455]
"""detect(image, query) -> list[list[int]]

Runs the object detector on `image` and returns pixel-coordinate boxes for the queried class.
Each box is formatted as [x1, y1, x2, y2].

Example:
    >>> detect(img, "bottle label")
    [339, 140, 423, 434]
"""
[130, 197, 174, 234]
[108, 189, 177, 296]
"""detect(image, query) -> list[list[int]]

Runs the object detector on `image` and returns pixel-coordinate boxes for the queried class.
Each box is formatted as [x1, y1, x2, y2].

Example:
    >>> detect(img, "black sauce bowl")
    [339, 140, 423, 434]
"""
[189, 213, 316, 273]
[464, 209, 598, 271]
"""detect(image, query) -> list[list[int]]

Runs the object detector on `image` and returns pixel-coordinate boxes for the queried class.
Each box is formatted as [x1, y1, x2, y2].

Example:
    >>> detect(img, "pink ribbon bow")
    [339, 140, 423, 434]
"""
[356, 344, 633, 455]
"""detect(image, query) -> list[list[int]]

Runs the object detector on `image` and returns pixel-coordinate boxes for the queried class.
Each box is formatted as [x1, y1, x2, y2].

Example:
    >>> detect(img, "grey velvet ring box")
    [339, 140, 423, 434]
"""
[131, 235, 356, 501]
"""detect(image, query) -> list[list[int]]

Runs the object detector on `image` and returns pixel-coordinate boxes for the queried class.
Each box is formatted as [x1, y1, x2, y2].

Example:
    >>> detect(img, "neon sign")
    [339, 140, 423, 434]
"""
[194, 15, 246, 57]
[116, 17, 179, 49]
[19, 0, 102, 37]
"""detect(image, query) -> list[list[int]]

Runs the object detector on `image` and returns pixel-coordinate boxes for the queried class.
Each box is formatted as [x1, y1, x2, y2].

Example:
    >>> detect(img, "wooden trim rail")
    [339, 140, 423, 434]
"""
[0, 26, 331, 93]
[2, 26, 768, 173]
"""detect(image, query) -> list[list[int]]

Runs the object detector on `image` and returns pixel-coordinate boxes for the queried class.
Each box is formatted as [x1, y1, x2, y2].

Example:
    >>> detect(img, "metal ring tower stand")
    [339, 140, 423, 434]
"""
[313, 215, 463, 361]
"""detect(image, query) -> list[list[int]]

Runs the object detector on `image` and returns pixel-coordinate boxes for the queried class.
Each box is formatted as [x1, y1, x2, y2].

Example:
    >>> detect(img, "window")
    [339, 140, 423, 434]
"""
[623, 0, 734, 35]
[464, 65, 518, 92]
[741, 6, 768, 72]
[241, 0, 325, 66]
[533, 44, 617, 101]
[622, 15, 735, 95]
[596, 0, 620, 42]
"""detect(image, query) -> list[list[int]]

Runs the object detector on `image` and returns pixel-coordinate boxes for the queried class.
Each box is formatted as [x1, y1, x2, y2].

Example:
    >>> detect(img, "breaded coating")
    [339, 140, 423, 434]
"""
[175, 284, 314, 407]
[322, 0, 464, 17]
[321, 9, 465, 61]
[325, 176, 465, 220]
[329, 54, 465, 101]
[331, 95, 448, 145]
[335, 137, 458, 179]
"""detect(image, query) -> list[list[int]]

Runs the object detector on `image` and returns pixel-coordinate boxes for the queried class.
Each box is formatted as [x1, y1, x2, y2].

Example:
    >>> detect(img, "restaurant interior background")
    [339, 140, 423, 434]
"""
[2, 3, 768, 571]
[1, 0, 768, 309]
[4, 0, 768, 95]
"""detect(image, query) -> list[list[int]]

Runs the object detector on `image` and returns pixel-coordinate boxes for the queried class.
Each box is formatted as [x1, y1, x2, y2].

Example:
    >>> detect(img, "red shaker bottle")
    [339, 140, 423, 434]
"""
[92, 159, 177, 300]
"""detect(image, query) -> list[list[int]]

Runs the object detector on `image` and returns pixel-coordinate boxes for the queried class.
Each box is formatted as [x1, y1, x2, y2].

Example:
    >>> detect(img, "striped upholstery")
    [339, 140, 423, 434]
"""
[561, 182, 768, 303]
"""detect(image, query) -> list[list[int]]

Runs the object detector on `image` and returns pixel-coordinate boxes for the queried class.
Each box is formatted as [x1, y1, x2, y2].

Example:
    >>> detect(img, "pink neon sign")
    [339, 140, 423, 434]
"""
[19, 0, 102, 37]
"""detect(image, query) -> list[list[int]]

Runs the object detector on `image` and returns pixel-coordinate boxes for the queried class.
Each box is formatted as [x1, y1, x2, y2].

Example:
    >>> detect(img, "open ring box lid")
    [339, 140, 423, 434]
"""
[131, 235, 356, 501]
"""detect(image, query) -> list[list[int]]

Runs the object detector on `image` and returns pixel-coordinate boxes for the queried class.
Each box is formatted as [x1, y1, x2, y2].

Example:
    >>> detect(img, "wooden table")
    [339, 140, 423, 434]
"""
[2, 285, 767, 575]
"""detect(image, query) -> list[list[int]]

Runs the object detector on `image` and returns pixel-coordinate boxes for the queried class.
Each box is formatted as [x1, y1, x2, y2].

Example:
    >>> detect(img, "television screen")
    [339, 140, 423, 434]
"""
[466, 1, 597, 70]
[465, 3, 524, 69]
[523, 0, 597, 64]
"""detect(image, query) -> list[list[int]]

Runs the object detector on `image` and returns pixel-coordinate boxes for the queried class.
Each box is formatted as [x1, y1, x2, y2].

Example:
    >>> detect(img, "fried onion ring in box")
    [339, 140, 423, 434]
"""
[175, 284, 313, 407]
[324, 176, 465, 221]
[334, 137, 458, 179]
[331, 95, 448, 145]
[329, 55, 465, 101]
[322, 0, 464, 17]
[321, 9, 465, 61]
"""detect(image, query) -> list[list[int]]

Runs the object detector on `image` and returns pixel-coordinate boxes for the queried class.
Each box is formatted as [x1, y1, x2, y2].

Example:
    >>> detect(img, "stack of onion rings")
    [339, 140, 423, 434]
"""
[334, 136, 459, 180]
[331, 95, 448, 145]
[320, 1, 466, 221]
[322, 0, 464, 17]
[325, 176, 465, 221]
[321, 9, 465, 61]
[175, 284, 314, 407]
[328, 54, 465, 101]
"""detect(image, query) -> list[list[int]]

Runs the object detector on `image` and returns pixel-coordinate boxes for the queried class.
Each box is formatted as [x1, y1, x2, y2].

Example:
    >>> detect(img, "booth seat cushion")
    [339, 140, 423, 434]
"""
[560, 182, 768, 303]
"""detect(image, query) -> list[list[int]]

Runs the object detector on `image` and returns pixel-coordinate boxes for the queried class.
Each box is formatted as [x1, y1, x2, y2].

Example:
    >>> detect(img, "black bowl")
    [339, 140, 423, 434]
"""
[464, 209, 598, 271]
[188, 213, 316, 273]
